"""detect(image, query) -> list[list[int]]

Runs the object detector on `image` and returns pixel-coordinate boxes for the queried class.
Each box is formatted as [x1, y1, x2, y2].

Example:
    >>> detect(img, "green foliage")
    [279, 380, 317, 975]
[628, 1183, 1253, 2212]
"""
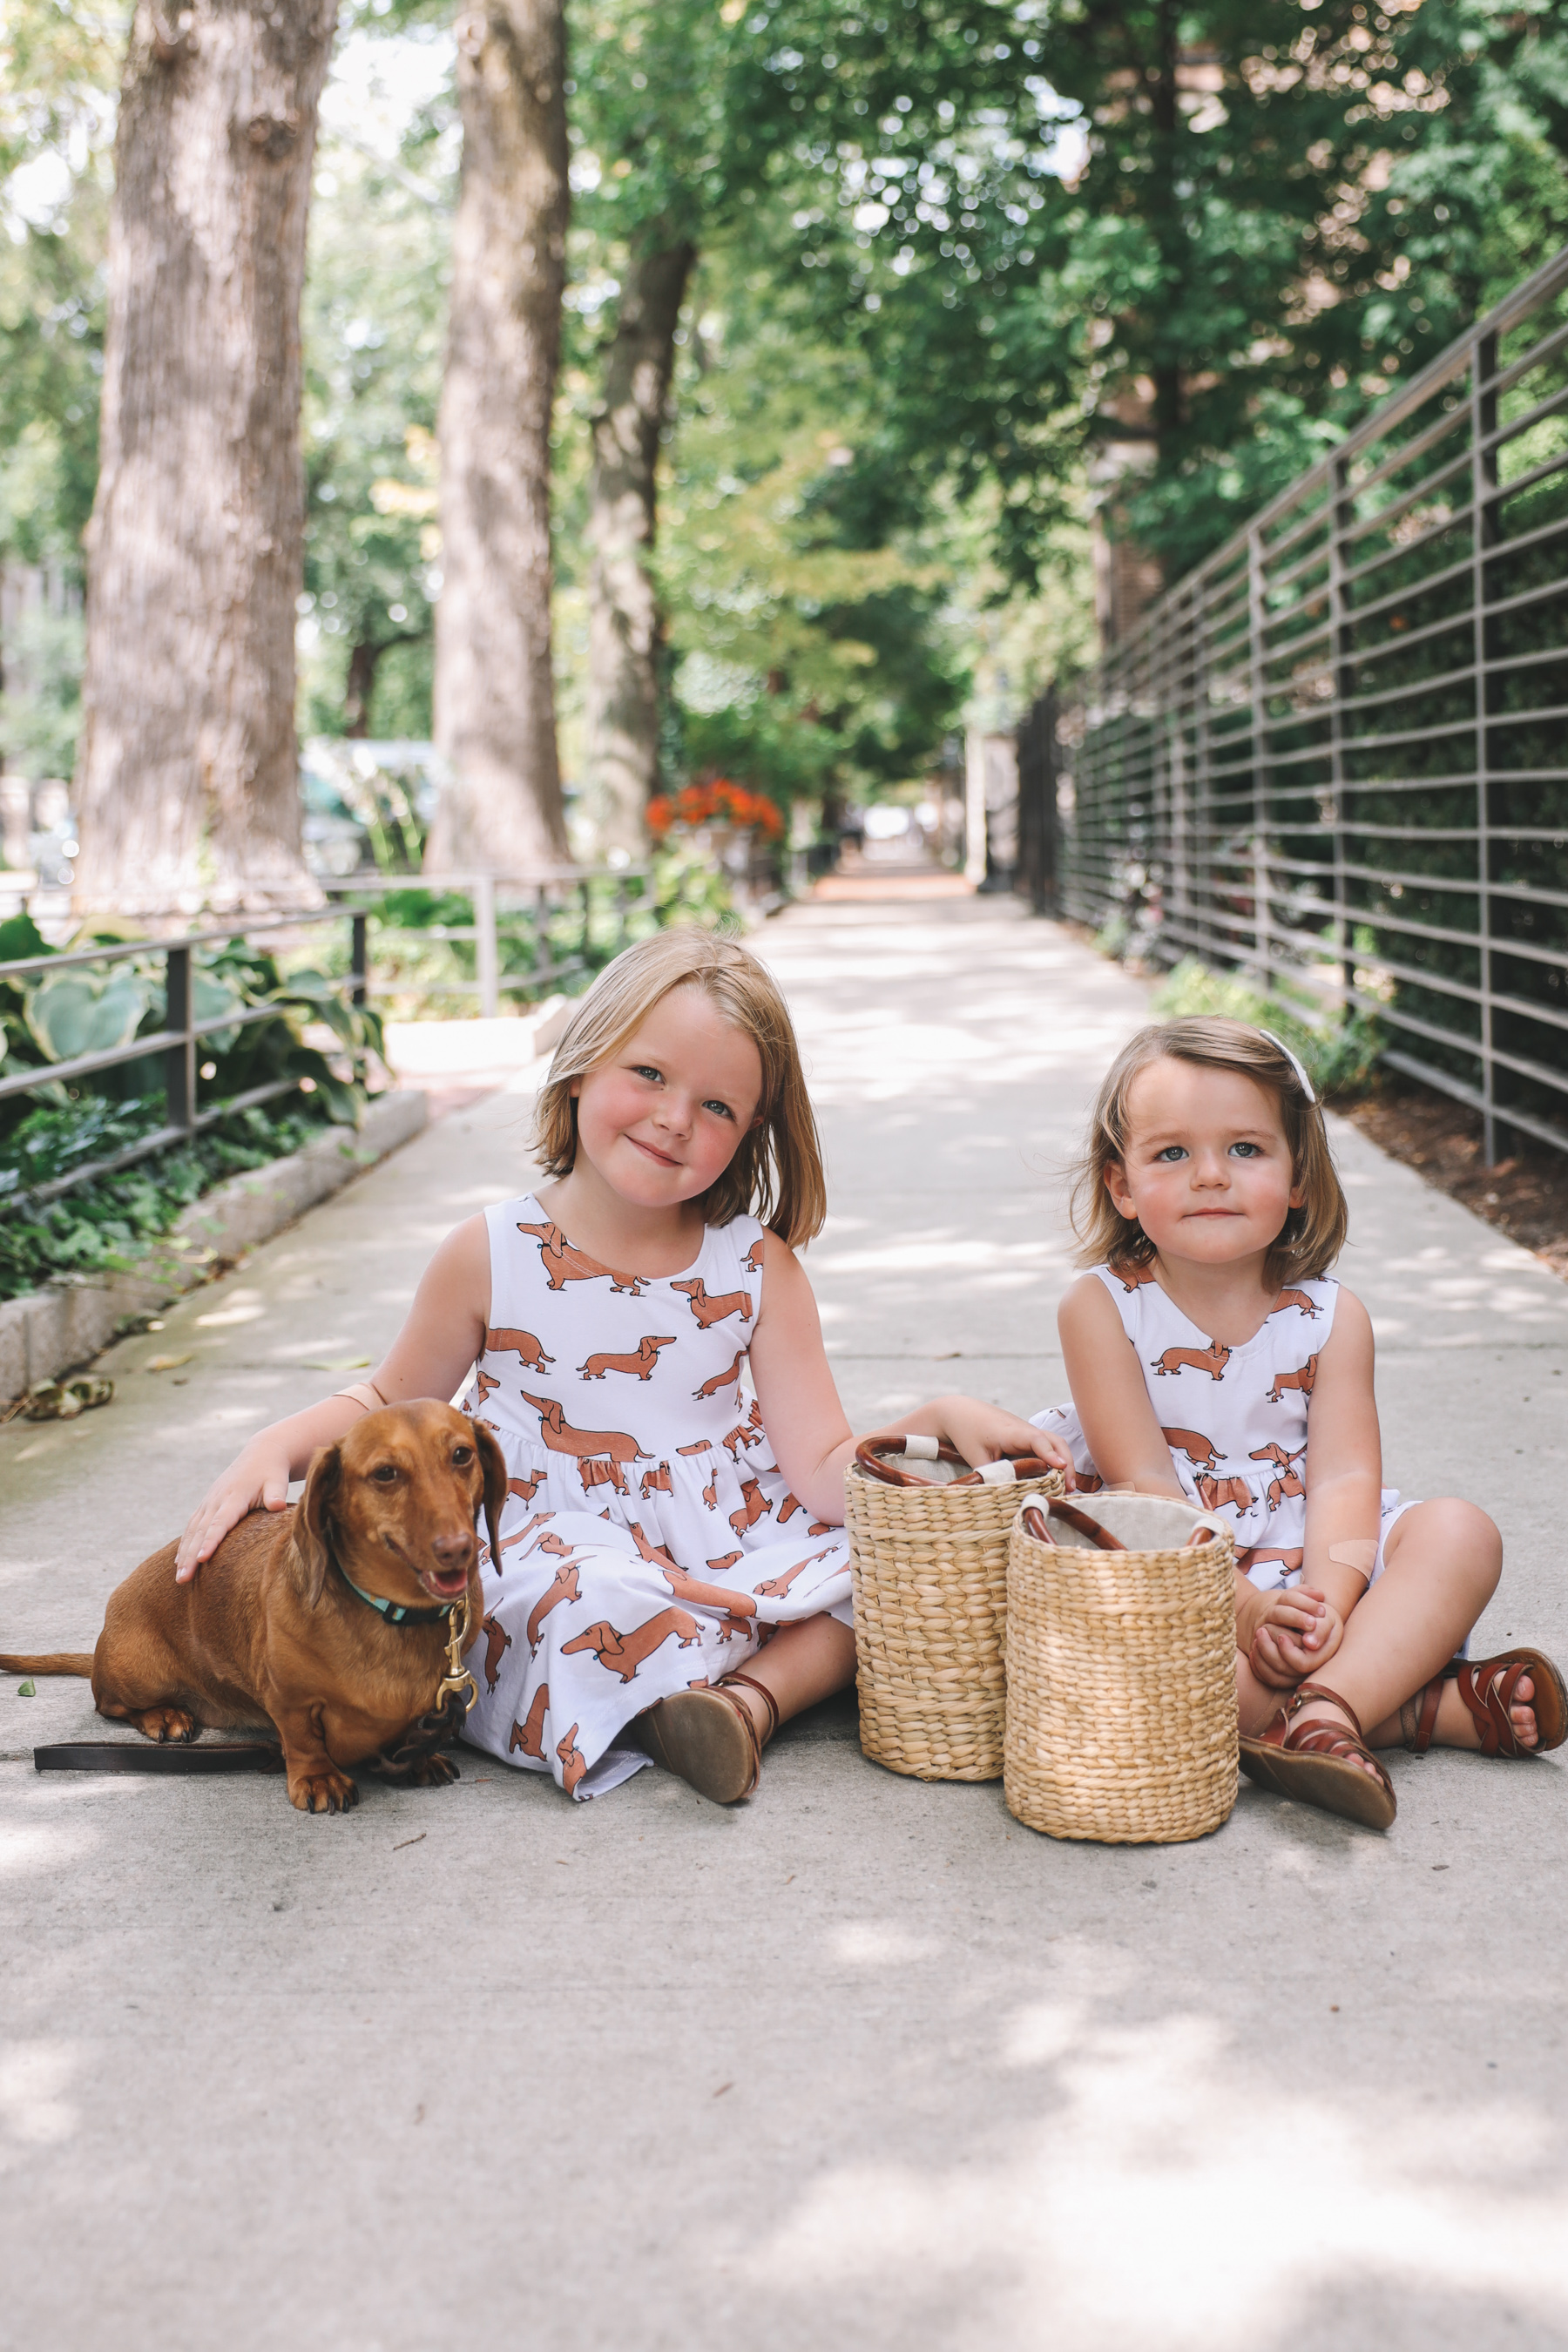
[0, 600, 84, 782]
[1150, 958, 1383, 1098]
[0, 925, 383, 1139]
[0, 1095, 335, 1302]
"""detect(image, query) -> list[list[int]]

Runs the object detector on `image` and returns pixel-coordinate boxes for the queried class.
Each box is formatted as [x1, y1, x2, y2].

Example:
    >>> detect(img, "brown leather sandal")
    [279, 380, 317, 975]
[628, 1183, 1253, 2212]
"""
[1240, 1681, 1398, 1831]
[1402, 1647, 1566, 1757]
[638, 1671, 779, 1803]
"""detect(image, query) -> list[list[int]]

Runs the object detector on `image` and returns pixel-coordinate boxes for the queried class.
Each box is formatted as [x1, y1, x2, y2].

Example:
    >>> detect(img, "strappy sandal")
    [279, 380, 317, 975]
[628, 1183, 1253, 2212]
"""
[1402, 1647, 1567, 1757]
[639, 1670, 780, 1803]
[1239, 1681, 1398, 1831]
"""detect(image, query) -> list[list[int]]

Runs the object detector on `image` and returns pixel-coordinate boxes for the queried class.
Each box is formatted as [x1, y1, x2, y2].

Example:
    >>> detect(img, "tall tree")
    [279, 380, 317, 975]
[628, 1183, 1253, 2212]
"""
[72, 0, 338, 915]
[427, 0, 571, 873]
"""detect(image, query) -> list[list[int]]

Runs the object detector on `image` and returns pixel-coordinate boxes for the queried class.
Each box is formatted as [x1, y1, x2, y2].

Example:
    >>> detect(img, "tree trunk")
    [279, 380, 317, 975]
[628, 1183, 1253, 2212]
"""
[428, 0, 570, 875]
[343, 639, 380, 737]
[72, 0, 337, 917]
[584, 239, 695, 859]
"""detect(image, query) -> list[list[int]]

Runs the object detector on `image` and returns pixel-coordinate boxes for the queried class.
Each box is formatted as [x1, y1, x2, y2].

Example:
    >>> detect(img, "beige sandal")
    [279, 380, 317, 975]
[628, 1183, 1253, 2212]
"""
[1240, 1680, 1398, 1831]
[639, 1671, 780, 1803]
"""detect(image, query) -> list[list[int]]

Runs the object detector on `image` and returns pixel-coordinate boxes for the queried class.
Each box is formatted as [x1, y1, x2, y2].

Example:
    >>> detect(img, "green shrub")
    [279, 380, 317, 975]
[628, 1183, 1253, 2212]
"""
[0, 1096, 334, 1302]
[1149, 958, 1382, 1098]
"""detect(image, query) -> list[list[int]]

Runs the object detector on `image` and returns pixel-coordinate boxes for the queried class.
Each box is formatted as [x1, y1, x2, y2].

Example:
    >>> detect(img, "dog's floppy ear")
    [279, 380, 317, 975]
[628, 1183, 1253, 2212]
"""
[470, 1417, 508, 1572]
[292, 1443, 342, 1608]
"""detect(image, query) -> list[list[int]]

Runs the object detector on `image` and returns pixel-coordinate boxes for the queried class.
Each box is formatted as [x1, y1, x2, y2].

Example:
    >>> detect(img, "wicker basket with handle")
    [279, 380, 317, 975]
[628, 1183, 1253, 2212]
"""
[847, 1436, 1064, 1782]
[1004, 1491, 1238, 1844]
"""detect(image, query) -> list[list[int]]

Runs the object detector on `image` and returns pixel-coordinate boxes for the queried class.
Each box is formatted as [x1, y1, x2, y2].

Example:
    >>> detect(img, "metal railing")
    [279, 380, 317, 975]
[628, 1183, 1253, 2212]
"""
[0, 905, 373, 1206]
[327, 865, 654, 1017]
[0, 863, 655, 1210]
[1057, 246, 1568, 1162]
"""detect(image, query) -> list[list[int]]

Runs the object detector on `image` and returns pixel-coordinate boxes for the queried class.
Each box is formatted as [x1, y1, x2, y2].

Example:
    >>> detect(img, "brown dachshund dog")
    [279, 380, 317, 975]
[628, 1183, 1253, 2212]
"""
[0, 1402, 506, 1815]
[526, 1562, 582, 1654]
[672, 1277, 754, 1328]
[1250, 1441, 1307, 1509]
[1196, 1471, 1254, 1512]
[1267, 1288, 1321, 1321]
[480, 1611, 513, 1692]
[1266, 1355, 1318, 1403]
[1161, 1427, 1220, 1471]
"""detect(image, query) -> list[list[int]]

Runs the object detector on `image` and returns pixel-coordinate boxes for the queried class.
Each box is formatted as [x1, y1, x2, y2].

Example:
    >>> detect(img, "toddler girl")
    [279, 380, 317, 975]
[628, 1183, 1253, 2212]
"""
[177, 929, 1058, 1801]
[1031, 1016, 1565, 1829]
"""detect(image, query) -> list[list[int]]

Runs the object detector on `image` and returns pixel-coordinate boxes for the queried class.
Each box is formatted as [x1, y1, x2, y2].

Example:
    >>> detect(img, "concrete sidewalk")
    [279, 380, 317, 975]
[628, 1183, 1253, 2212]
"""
[3, 896, 1566, 2352]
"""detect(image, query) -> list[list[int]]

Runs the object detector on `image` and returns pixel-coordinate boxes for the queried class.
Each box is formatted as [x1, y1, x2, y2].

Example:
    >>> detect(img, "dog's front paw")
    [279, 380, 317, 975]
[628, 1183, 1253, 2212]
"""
[403, 1753, 460, 1787]
[134, 1707, 198, 1743]
[288, 1766, 359, 1815]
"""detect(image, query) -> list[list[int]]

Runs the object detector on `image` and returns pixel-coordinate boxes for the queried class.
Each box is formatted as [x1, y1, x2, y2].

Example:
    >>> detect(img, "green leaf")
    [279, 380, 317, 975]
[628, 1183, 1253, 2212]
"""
[17, 1680, 36, 1698]
[24, 970, 152, 1064]
[0, 912, 50, 965]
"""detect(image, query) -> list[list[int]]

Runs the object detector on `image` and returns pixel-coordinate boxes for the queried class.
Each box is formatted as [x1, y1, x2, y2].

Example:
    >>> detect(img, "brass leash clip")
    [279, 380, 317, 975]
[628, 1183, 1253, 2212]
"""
[434, 1595, 478, 1716]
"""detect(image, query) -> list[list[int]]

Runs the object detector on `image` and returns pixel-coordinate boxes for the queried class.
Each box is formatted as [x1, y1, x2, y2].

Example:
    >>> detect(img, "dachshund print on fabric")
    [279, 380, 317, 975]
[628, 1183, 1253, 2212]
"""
[672, 1277, 754, 1328]
[1115, 1262, 1157, 1290]
[480, 1612, 513, 1692]
[579, 1336, 677, 1382]
[561, 1608, 703, 1682]
[1196, 1471, 1255, 1511]
[486, 1327, 555, 1370]
[753, 1547, 836, 1601]
[1250, 1442, 1306, 1510]
[1267, 1288, 1321, 1321]
[527, 1564, 582, 1655]
[523, 1392, 647, 1470]
[729, 1478, 772, 1539]
[1162, 1428, 1220, 1471]
[1030, 1267, 1402, 1612]
[1151, 1340, 1231, 1381]
[517, 1220, 646, 1295]
[509, 1682, 549, 1759]
[557, 1723, 586, 1796]
[458, 1191, 855, 1799]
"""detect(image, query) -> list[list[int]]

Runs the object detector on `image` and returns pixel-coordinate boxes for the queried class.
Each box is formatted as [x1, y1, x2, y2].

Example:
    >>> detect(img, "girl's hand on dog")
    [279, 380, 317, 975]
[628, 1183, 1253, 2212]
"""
[174, 1439, 294, 1581]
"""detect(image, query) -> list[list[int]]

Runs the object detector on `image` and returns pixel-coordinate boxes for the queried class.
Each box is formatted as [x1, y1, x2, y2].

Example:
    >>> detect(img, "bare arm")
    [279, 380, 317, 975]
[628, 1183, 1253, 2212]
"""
[174, 1214, 492, 1577]
[1058, 1272, 1185, 1497]
[748, 1234, 1070, 1524]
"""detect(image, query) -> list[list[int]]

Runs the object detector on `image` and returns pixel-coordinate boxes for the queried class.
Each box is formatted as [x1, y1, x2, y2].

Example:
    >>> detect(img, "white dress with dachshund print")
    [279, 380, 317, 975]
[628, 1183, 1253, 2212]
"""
[1031, 1266, 1413, 1594]
[458, 1195, 853, 1799]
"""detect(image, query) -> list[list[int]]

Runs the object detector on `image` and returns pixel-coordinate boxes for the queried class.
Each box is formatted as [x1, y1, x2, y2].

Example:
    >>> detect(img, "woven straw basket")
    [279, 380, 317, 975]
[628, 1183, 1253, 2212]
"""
[847, 1437, 1065, 1781]
[1004, 1492, 1238, 1844]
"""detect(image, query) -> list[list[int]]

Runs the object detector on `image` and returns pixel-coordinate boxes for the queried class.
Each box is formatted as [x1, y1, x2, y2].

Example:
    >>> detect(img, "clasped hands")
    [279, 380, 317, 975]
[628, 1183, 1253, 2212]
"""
[1239, 1579, 1346, 1689]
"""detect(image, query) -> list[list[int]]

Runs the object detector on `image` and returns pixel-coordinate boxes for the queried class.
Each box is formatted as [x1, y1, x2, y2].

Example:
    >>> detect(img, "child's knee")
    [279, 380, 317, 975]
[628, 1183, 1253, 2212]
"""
[1426, 1497, 1504, 1591]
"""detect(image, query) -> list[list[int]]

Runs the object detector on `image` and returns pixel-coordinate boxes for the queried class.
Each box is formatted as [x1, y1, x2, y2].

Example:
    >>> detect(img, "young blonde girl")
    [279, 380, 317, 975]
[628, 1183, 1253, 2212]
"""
[178, 929, 1061, 1801]
[1031, 1016, 1565, 1829]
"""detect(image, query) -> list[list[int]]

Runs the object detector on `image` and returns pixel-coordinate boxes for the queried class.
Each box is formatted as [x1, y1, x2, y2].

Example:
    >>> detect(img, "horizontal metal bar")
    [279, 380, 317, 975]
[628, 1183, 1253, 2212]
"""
[2, 1077, 326, 1213]
[0, 903, 363, 983]
[1381, 1051, 1568, 1156]
[0, 1026, 186, 1103]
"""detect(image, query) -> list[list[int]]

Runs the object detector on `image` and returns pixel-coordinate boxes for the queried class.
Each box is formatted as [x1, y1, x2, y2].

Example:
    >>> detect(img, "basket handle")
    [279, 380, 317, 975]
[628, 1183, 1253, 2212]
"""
[1017, 1497, 1127, 1552]
[855, 1435, 1062, 1490]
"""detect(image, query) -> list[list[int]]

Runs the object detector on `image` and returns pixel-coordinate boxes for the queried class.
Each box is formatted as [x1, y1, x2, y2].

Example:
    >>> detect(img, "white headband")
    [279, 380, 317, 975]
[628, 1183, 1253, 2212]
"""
[1258, 1027, 1317, 1105]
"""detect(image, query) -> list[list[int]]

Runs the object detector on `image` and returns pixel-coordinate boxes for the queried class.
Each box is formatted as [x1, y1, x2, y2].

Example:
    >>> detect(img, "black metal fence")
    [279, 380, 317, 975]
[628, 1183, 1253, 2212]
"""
[1057, 247, 1568, 1162]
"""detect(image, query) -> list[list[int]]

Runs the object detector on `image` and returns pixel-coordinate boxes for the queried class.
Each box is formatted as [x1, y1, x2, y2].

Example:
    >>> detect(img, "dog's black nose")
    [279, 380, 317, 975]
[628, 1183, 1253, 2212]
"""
[430, 1530, 473, 1565]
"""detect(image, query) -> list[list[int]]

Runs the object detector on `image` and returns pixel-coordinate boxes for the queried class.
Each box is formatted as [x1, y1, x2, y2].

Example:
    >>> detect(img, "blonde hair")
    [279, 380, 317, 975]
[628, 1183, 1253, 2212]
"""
[1071, 1017, 1348, 1288]
[533, 929, 827, 1247]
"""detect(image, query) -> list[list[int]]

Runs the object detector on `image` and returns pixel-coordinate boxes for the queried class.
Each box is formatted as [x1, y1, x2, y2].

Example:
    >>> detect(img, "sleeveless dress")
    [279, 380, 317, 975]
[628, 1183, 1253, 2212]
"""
[1031, 1266, 1415, 1592]
[457, 1195, 853, 1799]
